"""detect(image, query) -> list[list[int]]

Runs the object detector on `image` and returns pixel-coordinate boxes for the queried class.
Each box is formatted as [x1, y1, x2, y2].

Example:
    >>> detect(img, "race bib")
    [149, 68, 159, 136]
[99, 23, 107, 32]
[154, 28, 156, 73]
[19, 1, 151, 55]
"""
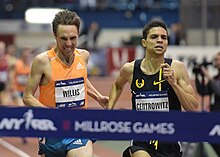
[135, 91, 169, 111]
[55, 77, 85, 108]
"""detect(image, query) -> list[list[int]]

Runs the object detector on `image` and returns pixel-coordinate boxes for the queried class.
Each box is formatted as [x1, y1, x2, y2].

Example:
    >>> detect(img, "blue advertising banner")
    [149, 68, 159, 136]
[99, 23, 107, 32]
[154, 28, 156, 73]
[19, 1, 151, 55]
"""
[0, 107, 220, 143]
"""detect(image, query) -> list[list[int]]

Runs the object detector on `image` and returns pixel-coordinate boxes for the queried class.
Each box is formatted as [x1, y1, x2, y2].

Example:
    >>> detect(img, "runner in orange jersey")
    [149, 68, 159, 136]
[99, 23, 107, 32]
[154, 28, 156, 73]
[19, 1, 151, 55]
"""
[23, 9, 108, 157]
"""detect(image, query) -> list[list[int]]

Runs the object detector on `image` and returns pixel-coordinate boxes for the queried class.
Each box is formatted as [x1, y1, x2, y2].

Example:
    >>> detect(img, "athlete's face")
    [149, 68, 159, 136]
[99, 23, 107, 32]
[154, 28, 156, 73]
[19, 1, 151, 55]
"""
[142, 27, 168, 55]
[55, 25, 78, 55]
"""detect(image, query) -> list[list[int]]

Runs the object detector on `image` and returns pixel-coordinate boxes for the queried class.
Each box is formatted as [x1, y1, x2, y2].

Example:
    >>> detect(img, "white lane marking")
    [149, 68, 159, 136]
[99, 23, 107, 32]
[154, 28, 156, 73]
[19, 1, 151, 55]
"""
[0, 138, 31, 157]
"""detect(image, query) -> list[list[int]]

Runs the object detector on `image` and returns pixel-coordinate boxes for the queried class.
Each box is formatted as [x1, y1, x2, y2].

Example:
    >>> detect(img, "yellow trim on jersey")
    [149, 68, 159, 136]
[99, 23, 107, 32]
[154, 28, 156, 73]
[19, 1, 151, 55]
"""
[159, 68, 163, 91]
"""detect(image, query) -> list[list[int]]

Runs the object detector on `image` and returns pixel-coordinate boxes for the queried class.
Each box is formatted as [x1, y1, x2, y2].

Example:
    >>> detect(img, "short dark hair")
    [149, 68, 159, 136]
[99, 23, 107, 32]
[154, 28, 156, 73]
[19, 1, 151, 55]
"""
[52, 9, 81, 35]
[142, 20, 168, 39]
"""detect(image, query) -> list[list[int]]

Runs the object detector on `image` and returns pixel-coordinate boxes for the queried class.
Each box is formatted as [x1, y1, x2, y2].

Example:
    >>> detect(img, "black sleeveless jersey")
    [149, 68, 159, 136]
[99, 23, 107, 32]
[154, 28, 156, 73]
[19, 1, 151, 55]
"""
[131, 58, 181, 111]
[130, 58, 182, 157]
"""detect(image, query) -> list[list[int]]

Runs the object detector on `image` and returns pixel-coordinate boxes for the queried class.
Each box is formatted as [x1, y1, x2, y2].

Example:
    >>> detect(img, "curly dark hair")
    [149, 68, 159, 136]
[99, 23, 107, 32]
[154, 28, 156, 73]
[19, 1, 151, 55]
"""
[143, 19, 168, 39]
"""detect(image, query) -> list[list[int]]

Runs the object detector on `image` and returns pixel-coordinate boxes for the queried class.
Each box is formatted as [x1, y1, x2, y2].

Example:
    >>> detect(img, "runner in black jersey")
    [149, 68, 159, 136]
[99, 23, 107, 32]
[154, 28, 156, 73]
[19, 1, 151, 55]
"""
[107, 20, 198, 157]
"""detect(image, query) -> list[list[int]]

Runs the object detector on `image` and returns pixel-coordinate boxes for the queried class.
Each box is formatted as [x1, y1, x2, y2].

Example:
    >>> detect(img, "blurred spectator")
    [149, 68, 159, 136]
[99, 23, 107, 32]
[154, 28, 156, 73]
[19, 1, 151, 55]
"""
[83, 21, 101, 50]
[6, 44, 18, 69]
[11, 47, 32, 106]
[137, 0, 154, 9]
[96, 0, 108, 10]
[0, 41, 9, 105]
[79, 0, 97, 10]
[168, 23, 181, 45]
[195, 52, 220, 156]
[11, 47, 33, 145]
[168, 22, 186, 45]
[6, 44, 18, 94]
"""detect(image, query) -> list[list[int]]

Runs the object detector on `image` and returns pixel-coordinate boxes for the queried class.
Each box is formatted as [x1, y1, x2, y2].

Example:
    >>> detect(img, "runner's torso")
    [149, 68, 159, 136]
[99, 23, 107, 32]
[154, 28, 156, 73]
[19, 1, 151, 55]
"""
[39, 49, 88, 108]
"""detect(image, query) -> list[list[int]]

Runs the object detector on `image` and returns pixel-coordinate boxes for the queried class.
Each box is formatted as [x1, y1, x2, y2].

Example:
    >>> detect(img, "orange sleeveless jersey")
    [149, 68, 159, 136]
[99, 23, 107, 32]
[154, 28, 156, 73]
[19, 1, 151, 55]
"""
[39, 49, 88, 108]
[14, 59, 31, 92]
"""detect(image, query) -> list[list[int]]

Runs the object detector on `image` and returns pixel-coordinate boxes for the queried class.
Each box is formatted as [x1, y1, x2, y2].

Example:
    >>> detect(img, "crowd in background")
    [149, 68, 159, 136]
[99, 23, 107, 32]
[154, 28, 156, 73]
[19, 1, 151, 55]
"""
[0, 10, 219, 155]
[0, 19, 185, 106]
[0, 0, 179, 15]
[0, 40, 33, 107]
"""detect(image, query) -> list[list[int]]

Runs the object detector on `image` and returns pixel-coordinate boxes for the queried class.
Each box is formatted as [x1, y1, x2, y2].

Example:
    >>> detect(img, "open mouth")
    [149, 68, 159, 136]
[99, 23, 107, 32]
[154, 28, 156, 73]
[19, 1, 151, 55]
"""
[64, 47, 73, 51]
[155, 46, 163, 49]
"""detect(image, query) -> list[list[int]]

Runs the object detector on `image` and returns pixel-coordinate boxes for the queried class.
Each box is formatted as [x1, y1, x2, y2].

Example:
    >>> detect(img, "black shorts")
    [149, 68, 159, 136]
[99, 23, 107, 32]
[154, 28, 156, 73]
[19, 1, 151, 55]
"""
[129, 140, 182, 157]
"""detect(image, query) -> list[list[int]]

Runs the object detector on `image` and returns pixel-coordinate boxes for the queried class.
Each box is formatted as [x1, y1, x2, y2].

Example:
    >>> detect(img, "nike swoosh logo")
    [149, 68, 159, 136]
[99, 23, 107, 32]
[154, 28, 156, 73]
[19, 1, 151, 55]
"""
[153, 80, 166, 85]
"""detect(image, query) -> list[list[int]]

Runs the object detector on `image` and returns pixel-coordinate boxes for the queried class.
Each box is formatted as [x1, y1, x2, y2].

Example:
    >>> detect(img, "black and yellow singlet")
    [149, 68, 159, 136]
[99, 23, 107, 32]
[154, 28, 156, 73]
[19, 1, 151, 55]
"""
[131, 58, 181, 111]
[130, 58, 182, 157]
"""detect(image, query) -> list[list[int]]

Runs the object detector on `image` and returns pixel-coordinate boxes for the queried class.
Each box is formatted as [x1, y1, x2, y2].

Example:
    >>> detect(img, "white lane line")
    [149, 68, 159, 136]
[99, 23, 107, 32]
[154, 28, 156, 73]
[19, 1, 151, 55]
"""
[0, 138, 31, 157]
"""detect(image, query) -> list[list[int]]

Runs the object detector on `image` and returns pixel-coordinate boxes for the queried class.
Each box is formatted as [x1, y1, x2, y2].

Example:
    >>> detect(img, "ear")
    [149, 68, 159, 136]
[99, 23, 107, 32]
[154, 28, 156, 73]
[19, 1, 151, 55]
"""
[141, 39, 147, 48]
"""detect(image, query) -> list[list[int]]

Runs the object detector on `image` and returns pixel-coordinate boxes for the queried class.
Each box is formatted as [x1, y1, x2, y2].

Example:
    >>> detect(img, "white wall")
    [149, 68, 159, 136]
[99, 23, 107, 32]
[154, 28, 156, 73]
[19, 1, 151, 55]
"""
[15, 32, 54, 49]
[97, 28, 142, 48]
[186, 29, 220, 46]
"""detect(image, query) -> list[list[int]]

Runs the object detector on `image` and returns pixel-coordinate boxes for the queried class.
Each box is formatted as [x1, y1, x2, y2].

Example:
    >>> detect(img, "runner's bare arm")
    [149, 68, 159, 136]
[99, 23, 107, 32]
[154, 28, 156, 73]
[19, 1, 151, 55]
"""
[107, 62, 133, 109]
[161, 61, 198, 111]
[80, 49, 109, 108]
[23, 53, 48, 108]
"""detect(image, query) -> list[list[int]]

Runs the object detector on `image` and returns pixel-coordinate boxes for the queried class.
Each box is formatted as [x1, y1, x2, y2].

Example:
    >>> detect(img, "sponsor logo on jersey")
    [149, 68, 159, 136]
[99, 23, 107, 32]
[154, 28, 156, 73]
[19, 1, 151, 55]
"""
[153, 79, 165, 85]
[135, 79, 145, 88]
[76, 63, 84, 69]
